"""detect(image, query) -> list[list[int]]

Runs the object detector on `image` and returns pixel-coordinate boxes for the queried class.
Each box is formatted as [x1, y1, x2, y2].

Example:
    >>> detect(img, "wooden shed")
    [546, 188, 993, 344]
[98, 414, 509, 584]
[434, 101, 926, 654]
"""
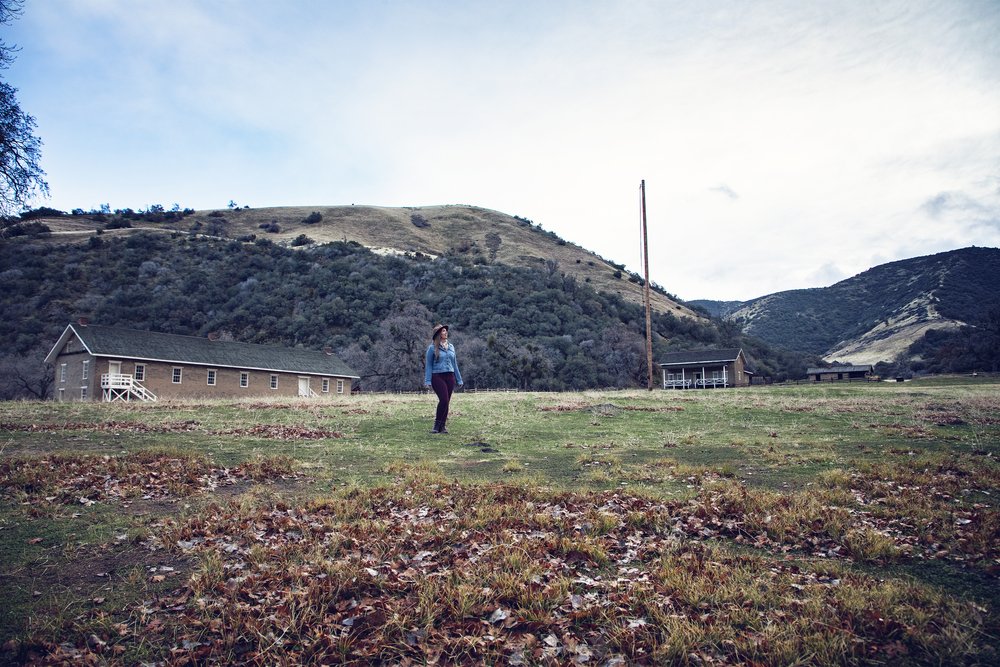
[805, 365, 873, 382]
[658, 348, 752, 389]
[45, 322, 359, 402]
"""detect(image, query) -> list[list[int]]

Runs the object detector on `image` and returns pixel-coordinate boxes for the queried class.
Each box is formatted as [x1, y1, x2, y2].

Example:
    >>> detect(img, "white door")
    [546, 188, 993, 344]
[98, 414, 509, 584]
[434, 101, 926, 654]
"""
[298, 377, 310, 397]
[109, 361, 122, 376]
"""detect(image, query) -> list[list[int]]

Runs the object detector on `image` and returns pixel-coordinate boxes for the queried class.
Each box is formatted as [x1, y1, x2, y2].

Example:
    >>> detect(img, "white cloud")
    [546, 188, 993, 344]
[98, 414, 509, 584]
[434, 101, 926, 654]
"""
[7, 0, 1000, 300]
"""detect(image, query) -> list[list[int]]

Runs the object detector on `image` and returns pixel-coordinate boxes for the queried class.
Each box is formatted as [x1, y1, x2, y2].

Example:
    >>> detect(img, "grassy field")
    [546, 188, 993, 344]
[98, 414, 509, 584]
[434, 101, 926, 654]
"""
[1, 378, 998, 664]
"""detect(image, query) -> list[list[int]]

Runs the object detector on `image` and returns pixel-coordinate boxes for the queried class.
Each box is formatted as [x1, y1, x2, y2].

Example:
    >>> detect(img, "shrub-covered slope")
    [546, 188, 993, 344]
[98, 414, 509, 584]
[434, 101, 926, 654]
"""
[0, 229, 812, 395]
[728, 247, 1000, 363]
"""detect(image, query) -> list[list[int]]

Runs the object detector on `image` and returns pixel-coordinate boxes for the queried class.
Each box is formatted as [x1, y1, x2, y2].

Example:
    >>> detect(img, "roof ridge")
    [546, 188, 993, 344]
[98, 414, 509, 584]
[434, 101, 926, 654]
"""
[52, 323, 359, 378]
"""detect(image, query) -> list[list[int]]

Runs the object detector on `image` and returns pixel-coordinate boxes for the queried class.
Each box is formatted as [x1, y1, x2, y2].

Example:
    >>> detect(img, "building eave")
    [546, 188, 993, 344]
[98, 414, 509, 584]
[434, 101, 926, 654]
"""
[44, 323, 96, 365]
[47, 324, 359, 378]
[82, 352, 361, 378]
[659, 348, 745, 367]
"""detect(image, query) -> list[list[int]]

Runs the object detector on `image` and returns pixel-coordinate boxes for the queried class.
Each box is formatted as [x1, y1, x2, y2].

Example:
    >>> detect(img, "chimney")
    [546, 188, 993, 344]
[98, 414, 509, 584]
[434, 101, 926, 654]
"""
[77, 317, 89, 327]
[323, 346, 333, 355]
[207, 331, 220, 341]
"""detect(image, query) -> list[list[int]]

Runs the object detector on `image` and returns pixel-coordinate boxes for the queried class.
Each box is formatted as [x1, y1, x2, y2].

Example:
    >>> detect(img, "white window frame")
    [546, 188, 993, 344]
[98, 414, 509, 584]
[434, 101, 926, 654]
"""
[336, 379, 345, 394]
[134, 364, 145, 381]
[240, 372, 249, 388]
[80, 386, 88, 400]
[207, 369, 217, 386]
[270, 374, 278, 389]
[58, 388, 65, 401]
[322, 378, 330, 393]
[60, 363, 67, 383]
[81, 360, 89, 380]
[172, 367, 183, 384]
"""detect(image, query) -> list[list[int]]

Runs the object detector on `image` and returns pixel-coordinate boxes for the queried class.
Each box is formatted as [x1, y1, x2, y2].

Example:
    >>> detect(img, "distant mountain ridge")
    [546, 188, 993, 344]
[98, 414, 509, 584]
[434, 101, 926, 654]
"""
[687, 300, 744, 319]
[713, 247, 1000, 364]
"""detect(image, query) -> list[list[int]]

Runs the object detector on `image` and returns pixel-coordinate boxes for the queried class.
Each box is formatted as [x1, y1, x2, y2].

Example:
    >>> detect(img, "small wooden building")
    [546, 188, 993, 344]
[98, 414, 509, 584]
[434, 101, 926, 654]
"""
[805, 365, 873, 382]
[45, 322, 359, 402]
[659, 348, 752, 389]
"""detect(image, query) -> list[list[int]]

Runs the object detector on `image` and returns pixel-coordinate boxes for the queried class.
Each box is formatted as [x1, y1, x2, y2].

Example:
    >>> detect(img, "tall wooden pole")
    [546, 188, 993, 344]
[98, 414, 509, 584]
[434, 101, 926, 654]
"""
[640, 180, 654, 391]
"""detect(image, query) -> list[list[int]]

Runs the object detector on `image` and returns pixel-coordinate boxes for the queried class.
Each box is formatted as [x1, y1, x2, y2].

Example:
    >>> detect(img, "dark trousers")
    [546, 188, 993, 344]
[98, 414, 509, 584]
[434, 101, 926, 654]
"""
[431, 372, 456, 428]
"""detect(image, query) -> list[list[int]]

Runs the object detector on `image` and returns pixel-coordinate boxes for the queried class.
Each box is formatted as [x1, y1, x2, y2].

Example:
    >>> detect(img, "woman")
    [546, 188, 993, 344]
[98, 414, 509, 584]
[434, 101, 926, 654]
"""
[424, 323, 463, 434]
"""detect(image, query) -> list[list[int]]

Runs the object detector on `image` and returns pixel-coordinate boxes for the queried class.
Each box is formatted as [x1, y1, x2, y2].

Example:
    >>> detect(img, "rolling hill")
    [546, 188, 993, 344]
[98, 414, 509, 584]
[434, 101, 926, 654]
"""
[32, 204, 701, 320]
[4, 204, 821, 396]
[720, 247, 1000, 364]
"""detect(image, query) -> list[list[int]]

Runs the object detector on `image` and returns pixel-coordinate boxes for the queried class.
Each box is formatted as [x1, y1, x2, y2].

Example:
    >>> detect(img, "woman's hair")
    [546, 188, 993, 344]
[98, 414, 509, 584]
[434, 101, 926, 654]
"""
[433, 327, 447, 361]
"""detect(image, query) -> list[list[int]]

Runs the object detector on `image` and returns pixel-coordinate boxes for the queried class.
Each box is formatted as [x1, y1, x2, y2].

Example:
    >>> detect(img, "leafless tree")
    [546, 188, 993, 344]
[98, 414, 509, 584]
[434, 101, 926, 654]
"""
[0, 0, 48, 215]
[341, 301, 434, 391]
[0, 352, 52, 400]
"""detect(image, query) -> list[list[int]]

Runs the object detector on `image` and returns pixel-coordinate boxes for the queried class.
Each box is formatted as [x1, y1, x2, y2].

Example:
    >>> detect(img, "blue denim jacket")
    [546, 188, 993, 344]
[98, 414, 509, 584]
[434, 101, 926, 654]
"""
[424, 343, 463, 386]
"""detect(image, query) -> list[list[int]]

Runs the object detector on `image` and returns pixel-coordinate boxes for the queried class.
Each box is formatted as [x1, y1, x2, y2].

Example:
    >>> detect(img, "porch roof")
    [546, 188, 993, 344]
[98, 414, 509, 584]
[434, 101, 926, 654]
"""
[659, 348, 744, 368]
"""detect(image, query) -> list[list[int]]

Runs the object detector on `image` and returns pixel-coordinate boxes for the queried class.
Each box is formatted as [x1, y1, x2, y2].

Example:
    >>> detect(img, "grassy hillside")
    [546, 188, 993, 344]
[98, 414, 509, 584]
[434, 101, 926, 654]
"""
[2, 204, 826, 395]
[729, 247, 1000, 364]
[31, 204, 702, 320]
[1, 380, 998, 664]
[686, 299, 743, 318]
[2, 219, 815, 394]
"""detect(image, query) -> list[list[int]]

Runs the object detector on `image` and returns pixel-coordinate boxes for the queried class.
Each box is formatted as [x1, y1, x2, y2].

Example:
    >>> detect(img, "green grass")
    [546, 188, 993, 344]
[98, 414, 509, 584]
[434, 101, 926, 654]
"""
[1, 378, 998, 664]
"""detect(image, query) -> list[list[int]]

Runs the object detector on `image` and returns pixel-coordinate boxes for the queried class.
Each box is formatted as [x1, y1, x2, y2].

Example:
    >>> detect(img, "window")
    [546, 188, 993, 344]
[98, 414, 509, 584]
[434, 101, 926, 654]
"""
[336, 379, 345, 394]
[60, 364, 67, 383]
[270, 375, 278, 389]
[240, 372, 249, 388]
[80, 387, 88, 400]
[81, 360, 89, 380]
[172, 367, 183, 384]
[322, 378, 330, 393]
[58, 388, 65, 401]
[65, 338, 73, 353]
[134, 364, 145, 381]
[207, 369, 217, 386]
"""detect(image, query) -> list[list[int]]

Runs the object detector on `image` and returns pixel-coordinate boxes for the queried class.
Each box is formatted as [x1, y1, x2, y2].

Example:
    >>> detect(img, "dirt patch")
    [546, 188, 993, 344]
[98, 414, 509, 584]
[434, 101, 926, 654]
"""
[0, 420, 346, 440]
[58, 543, 193, 592]
[120, 496, 187, 516]
[463, 442, 499, 453]
[1, 452, 310, 509]
[541, 403, 684, 415]
[0, 420, 201, 434]
[4, 540, 194, 616]
[214, 424, 344, 439]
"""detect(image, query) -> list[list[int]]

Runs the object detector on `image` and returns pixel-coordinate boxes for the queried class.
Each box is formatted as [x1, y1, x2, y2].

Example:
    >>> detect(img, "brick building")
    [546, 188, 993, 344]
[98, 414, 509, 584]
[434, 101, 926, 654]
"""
[45, 322, 358, 402]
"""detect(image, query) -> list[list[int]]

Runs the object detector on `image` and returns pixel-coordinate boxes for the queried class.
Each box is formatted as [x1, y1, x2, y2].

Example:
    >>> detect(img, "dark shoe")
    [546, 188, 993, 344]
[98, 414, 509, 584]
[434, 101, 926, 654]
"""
[440, 426, 449, 434]
[430, 428, 440, 434]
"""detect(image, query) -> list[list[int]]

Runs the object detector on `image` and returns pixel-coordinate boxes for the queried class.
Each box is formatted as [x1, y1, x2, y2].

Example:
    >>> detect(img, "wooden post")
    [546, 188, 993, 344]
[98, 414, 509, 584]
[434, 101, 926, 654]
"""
[640, 180, 654, 391]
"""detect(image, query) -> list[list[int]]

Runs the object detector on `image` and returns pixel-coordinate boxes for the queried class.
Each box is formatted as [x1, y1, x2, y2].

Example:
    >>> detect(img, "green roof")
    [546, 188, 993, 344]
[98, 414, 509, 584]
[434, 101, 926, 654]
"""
[659, 348, 744, 367]
[47, 324, 358, 378]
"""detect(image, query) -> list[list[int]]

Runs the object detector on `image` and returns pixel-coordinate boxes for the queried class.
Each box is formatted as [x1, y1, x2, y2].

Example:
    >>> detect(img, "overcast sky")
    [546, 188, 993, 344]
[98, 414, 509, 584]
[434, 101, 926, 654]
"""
[6, 0, 1000, 301]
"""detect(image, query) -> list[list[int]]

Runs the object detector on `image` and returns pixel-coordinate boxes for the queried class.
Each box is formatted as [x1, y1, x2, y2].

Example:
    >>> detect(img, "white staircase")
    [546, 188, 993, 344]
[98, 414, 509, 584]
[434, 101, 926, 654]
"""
[101, 373, 158, 402]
